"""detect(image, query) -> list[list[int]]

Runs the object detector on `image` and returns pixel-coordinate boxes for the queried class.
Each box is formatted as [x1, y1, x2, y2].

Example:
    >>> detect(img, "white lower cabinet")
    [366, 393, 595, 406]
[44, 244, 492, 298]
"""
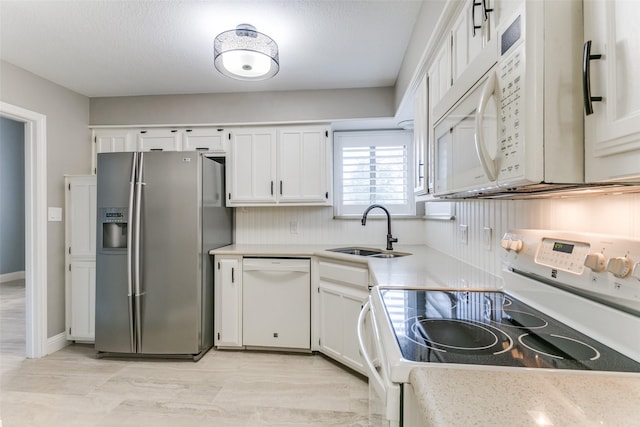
[317, 259, 369, 375]
[67, 261, 96, 341]
[214, 256, 243, 348]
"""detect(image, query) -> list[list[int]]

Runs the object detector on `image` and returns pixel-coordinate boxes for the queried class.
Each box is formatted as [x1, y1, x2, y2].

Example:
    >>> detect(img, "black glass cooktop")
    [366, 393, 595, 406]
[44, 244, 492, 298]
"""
[380, 289, 640, 372]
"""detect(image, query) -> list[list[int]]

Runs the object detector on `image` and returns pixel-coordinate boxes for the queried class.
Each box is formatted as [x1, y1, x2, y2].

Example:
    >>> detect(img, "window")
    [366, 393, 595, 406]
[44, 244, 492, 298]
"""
[333, 130, 414, 217]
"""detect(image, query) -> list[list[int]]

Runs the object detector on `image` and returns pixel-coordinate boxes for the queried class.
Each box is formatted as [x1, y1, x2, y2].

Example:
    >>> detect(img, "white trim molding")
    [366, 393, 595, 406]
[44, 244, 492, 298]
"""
[47, 332, 70, 355]
[0, 101, 48, 359]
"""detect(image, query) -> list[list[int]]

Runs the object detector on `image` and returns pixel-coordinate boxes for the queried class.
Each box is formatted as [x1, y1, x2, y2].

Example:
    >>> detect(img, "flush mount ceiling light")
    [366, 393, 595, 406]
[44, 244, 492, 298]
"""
[214, 24, 279, 81]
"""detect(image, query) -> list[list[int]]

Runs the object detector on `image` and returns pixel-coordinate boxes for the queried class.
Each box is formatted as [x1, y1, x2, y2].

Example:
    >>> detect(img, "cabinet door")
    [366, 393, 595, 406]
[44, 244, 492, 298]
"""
[584, 0, 640, 182]
[228, 128, 277, 204]
[318, 286, 343, 360]
[451, 0, 485, 83]
[277, 127, 330, 204]
[137, 129, 181, 151]
[414, 75, 428, 195]
[67, 261, 96, 341]
[182, 128, 227, 152]
[214, 256, 243, 348]
[67, 176, 97, 258]
[341, 290, 368, 371]
[93, 129, 136, 173]
[318, 280, 368, 375]
[430, 40, 452, 123]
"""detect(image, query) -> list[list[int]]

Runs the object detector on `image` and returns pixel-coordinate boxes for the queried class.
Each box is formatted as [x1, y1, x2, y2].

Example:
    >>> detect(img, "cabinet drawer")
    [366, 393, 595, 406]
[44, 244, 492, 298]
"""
[319, 260, 369, 287]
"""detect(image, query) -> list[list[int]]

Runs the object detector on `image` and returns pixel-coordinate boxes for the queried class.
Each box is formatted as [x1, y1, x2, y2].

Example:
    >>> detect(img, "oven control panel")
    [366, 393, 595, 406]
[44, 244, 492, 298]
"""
[502, 229, 640, 316]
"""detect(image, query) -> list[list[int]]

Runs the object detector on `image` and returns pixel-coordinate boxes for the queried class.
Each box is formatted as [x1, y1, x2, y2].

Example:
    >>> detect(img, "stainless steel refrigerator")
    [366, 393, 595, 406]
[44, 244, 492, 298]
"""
[95, 151, 232, 360]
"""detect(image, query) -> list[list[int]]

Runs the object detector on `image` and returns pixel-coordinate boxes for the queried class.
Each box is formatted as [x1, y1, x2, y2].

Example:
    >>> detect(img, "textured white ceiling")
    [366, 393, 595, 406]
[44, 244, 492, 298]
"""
[0, 0, 423, 97]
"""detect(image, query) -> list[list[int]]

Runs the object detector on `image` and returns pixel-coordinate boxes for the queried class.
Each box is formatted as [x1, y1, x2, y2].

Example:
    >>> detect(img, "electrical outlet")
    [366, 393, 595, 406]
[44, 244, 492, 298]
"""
[483, 227, 493, 251]
[290, 221, 298, 234]
[459, 224, 468, 245]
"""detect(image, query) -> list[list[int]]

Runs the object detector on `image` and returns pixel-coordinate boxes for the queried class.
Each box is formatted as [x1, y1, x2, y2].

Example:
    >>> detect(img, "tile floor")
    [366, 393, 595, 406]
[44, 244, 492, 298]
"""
[0, 280, 369, 426]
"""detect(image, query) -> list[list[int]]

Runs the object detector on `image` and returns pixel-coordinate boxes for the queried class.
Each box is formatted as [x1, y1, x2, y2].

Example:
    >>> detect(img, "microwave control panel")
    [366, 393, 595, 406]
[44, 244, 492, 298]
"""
[497, 46, 524, 181]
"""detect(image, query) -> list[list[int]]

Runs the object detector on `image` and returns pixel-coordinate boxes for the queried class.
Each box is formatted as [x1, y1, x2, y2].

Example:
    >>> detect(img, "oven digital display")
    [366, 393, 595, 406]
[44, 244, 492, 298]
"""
[553, 242, 575, 254]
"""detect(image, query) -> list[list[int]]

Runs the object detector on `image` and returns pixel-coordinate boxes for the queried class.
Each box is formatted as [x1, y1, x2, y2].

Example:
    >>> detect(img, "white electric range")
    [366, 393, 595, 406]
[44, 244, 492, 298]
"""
[358, 229, 640, 426]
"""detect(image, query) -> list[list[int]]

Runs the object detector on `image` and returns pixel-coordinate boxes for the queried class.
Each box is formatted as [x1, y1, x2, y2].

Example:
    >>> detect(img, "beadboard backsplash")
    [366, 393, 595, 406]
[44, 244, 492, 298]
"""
[425, 193, 640, 276]
[234, 206, 426, 247]
[233, 193, 640, 279]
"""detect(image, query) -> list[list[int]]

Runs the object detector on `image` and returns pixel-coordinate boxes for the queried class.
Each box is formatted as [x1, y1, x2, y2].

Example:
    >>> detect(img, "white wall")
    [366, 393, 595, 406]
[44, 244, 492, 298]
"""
[89, 87, 395, 126]
[0, 60, 91, 338]
[425, 194, 640, 277]
[235, 206, 425, 247]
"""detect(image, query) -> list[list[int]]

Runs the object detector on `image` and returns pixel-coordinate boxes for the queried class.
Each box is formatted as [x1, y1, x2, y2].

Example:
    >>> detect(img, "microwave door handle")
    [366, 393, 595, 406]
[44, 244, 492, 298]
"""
[475, 71, 498, 182]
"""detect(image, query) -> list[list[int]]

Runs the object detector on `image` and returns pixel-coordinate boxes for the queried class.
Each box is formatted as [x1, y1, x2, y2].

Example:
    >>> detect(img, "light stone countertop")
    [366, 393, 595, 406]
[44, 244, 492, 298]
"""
[209, 244, 639, 425]
[409, 366, 640, 426]
[209, 244, 503, 290]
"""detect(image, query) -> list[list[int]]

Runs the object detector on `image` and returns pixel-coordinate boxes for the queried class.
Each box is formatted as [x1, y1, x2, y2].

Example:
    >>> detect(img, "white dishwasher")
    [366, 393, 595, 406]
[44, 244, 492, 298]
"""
[242, 258, 311, 350]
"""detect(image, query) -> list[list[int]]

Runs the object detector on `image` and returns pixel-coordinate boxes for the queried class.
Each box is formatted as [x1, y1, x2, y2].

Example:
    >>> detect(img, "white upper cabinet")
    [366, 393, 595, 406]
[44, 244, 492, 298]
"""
[93, 127, 229, 173]
[429, 39, 452, 122]
[584, 0, 640, 183]
[434, 0, 503, 122]
[277, 127, 330, 204]
[413, 74, 429, 195]
[182, 128, 227, 152]
[228, 125, 331, 206]
[137, 128, 181, 151]
[228, 127, 278, 204]
[66, 176, 97, 258]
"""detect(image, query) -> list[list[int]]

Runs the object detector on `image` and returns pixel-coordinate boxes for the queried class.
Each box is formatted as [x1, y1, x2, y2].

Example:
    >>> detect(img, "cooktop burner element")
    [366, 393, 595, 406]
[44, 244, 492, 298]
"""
[489, 309, 548, 329]
[411, 318, 512, 355]
[381, 289, 640, 372]
[518, 333, 600, 361]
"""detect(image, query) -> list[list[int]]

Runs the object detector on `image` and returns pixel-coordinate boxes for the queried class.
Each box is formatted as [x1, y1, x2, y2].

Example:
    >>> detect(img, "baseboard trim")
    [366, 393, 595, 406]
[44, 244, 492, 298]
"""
[47, 332, 70, 355]
[0, 271, 25, 283]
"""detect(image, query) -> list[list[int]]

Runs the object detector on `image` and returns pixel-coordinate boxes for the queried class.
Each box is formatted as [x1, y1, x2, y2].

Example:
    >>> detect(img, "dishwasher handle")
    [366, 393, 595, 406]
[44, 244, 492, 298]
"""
[243, 259, 310, 273]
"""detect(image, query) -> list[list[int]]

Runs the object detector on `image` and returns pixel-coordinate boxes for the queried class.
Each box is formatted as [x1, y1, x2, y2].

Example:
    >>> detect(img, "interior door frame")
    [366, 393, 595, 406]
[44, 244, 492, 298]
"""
[0, 101, 48, 358]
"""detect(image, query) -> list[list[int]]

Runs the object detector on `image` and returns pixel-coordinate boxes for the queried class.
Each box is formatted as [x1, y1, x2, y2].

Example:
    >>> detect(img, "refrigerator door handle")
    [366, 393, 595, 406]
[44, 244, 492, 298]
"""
[127, 152, 138, 353]
[134, 152, 145, 352]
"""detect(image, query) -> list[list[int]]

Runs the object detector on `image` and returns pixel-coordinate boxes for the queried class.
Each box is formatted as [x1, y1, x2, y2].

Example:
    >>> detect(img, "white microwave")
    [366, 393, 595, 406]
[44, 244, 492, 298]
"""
[433, 1, 584, 197]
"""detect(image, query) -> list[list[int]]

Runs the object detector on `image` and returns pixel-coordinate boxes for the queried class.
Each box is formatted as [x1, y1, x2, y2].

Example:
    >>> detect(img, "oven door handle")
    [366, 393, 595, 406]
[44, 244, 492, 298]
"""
[475, 70, 498, 182]
[357, 301, 385, 393]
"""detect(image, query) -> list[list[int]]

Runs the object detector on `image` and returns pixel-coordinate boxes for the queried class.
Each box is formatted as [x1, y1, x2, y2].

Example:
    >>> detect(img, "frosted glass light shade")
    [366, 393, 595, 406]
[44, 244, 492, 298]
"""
[214, 24, 279, 81]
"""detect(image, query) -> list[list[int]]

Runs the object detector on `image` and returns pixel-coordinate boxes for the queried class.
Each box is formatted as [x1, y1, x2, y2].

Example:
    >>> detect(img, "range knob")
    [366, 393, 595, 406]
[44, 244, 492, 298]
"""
[606, 257, 633, 278]
[632, 262, 640, 281]
[584, 253, 606, 272]
[501, 238, 523, 252]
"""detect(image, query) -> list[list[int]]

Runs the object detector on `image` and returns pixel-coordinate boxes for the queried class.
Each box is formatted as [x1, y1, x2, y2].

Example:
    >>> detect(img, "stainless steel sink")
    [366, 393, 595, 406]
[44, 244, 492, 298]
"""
[327, 247, 410, 258]
[327, 247, 383, 256]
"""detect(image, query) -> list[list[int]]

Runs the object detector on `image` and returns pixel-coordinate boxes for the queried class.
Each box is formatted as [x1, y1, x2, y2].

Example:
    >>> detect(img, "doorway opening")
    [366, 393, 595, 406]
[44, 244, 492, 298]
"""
[0, 101, 48, 358]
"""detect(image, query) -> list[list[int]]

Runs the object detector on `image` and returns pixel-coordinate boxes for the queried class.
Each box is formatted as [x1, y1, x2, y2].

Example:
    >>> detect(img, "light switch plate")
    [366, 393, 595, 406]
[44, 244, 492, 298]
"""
[459, 224, 468, 245]
[483, 227, 493, 251]
[48, 207, 62, 222]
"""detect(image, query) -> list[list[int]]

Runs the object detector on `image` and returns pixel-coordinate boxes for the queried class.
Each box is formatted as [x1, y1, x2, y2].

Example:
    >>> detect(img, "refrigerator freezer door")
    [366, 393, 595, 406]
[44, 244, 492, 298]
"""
[137, 151, 201, 354]
[95, 152, 136, 353]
